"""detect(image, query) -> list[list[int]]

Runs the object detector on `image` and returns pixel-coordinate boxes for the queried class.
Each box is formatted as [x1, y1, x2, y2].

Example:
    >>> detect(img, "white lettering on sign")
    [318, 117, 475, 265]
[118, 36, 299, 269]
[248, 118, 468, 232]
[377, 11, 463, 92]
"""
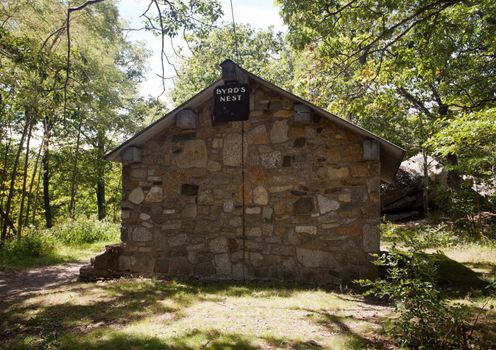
[216, 86, 247, 95]
[214, 83, 250, 122]
[219, 95, 243, 102]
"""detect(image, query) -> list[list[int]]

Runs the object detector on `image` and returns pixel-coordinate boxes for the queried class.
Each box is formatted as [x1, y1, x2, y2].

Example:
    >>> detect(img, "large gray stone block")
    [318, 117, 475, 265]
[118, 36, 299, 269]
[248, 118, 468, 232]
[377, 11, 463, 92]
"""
[128, 187, 145, 204]
[132, 226, 152, 242]
[270, 120, 289, 143]
[294, 104, 311, 123]
[363, 139, 380, 160]
[317, 194, 340, 214]
[296, 248, 336, 268]
[223, 133, 247, 167]
[176, 109, 198, 129]
[122, 146, 142, 164]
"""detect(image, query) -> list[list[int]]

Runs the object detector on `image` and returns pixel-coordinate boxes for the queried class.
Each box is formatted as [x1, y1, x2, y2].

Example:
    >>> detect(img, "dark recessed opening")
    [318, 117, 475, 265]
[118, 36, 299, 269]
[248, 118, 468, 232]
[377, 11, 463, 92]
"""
[293, 137, 306, 147]
[283, 155, 292, 167]
[181, 184, 199, 196]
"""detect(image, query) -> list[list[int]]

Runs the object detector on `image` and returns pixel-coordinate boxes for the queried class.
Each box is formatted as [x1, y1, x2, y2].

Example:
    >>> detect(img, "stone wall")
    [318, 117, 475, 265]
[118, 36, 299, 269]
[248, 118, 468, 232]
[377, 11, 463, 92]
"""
[118, 82, 381, 284]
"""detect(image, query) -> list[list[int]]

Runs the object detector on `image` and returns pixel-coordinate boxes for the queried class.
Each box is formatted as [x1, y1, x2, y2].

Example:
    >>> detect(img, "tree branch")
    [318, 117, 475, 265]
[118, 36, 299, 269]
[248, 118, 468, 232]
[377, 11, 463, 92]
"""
[63, 0, 105, 122]
[325, 0, 358, 17]
[398, 87, 434, 118]
[345, 0, 463, 66]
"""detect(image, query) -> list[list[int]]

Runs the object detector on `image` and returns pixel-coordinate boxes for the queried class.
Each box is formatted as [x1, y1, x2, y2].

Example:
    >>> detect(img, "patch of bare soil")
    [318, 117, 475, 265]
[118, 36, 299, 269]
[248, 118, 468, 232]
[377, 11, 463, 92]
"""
[0, 262, 83, 301]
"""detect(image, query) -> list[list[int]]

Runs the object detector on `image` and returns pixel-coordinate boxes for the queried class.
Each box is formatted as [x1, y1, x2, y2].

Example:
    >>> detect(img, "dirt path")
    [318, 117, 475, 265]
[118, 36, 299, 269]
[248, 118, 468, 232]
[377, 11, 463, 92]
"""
[0, 262, 84, 301]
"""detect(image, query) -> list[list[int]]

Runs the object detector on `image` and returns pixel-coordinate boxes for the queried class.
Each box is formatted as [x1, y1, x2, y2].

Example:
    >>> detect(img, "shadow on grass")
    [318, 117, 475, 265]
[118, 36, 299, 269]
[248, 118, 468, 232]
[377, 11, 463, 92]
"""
[463, 261, 496, 278]
[0, 279, 329, 350]
[49, 329, 259, 350]
[434, 254, 493, 297]
[57, 328, 370, 350]
[377, 250, 493, 298]
[302, 308, 390, 350]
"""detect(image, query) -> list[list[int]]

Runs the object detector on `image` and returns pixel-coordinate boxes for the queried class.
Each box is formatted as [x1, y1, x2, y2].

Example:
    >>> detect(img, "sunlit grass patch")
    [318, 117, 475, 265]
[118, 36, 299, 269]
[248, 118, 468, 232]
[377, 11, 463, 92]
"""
[441, 242, 496, 273]
[1, 278, 394, 350]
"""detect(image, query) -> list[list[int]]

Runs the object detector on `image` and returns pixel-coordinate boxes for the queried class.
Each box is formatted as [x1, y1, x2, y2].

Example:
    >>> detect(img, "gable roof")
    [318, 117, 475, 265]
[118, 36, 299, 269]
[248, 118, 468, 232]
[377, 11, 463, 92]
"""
[105, 60, 405, 183]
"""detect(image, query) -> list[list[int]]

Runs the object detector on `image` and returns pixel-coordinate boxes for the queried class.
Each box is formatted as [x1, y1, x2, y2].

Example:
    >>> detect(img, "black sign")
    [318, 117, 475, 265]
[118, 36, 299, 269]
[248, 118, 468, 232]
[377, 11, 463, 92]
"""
[213, 83, 249, 123]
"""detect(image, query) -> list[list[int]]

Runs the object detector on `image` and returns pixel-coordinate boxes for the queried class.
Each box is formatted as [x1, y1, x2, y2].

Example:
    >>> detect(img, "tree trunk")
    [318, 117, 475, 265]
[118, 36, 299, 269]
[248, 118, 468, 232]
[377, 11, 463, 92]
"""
[96, 134, 106, 220]
[0, 137, 12, 233]
[31, 160, 43, 225]
[17, 120, 33, 238]
[447, 154, 461, 190]
[25, 138, 44, 226]
[69, 118, 82, 217]
[1, 117, 29, 244]
[0, 208, 16, 236]
[42, 116, 52, 228]
[422, 148, 429, 214]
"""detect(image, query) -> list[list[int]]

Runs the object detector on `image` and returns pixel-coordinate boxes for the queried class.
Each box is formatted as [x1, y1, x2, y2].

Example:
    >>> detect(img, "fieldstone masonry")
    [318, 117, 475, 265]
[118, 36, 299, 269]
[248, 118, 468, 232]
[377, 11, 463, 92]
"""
[80, 70, 392, 284]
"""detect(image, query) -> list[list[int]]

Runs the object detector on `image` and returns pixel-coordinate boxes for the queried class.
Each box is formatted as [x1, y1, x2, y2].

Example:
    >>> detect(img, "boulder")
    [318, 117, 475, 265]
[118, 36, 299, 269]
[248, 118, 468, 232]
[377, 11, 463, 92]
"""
[381, 154, 446, 221]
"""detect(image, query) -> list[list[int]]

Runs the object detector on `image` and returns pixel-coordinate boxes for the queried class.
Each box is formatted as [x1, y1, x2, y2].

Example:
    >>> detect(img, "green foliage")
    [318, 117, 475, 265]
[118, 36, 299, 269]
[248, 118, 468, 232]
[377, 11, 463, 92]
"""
[0, 217, 120, 271]
[359, 225, 479, 349]
[0, 0, 225, 240]
[427, 109, 496, 192]
[432, 184, 496, 238]
[51, 216, 120, 245]
[2, 230, 56, 259]
[170, 23, 293, 105]
[278, 0, 496, 162]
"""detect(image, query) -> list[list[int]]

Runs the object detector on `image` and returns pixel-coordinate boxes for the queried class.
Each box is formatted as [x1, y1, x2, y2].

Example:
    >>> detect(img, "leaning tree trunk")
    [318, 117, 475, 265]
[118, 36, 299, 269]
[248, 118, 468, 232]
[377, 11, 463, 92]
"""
[96, 133, 106, 221]
[0, 137, 12, 233]
[17, 121, 33, 238]
[25, 137, 44, 226]
[42, 116, 52, 228]
[68, 118, 82, 218]
[422, 149, 430, 214]
[31, 160, 43, 226]
[1, 117, 29, 244]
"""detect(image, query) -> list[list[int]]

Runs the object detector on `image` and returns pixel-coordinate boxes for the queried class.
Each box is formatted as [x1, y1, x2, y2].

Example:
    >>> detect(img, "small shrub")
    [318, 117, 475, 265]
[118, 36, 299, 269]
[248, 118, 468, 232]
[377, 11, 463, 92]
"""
[358, 225, 480, 349]
[433, 183, 496, 239]
[2, 230, 56, 258]
[380, 222, 455, 248]
[52, 217, 120, 245]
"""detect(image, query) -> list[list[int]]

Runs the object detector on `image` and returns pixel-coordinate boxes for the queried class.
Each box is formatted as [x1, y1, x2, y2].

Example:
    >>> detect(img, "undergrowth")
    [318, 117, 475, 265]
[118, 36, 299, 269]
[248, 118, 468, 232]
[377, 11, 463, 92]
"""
[0, 217, 119, 271]
[359, 223, 494, 349]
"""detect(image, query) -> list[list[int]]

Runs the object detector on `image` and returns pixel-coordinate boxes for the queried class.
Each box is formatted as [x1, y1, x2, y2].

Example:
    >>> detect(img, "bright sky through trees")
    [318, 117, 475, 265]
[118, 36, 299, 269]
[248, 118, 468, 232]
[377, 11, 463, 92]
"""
[117, 0, 286, 102]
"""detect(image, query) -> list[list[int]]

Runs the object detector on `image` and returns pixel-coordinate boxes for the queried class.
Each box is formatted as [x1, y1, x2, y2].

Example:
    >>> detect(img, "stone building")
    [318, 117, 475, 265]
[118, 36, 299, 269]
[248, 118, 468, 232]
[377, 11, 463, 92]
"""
[80, 60, 404, 284]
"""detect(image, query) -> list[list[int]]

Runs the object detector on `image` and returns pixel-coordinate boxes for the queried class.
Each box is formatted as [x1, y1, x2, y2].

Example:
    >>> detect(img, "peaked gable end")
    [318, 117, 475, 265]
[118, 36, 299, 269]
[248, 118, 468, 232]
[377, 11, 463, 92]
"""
[105, 60, 404, 182]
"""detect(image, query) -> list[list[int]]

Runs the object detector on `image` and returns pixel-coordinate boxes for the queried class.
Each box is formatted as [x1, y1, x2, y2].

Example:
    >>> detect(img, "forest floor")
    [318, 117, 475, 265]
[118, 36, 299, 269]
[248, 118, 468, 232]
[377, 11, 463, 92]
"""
[0, 241, 495, 349]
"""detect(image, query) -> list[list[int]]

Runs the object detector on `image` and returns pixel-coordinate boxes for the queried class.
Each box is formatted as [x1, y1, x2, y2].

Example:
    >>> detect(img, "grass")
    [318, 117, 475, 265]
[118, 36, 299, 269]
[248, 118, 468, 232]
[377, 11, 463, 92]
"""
[0, 217, 120, 272]
[441, 242, 496, 278]
[0, 238, 117, 272]
[0, 279, 392, 350]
